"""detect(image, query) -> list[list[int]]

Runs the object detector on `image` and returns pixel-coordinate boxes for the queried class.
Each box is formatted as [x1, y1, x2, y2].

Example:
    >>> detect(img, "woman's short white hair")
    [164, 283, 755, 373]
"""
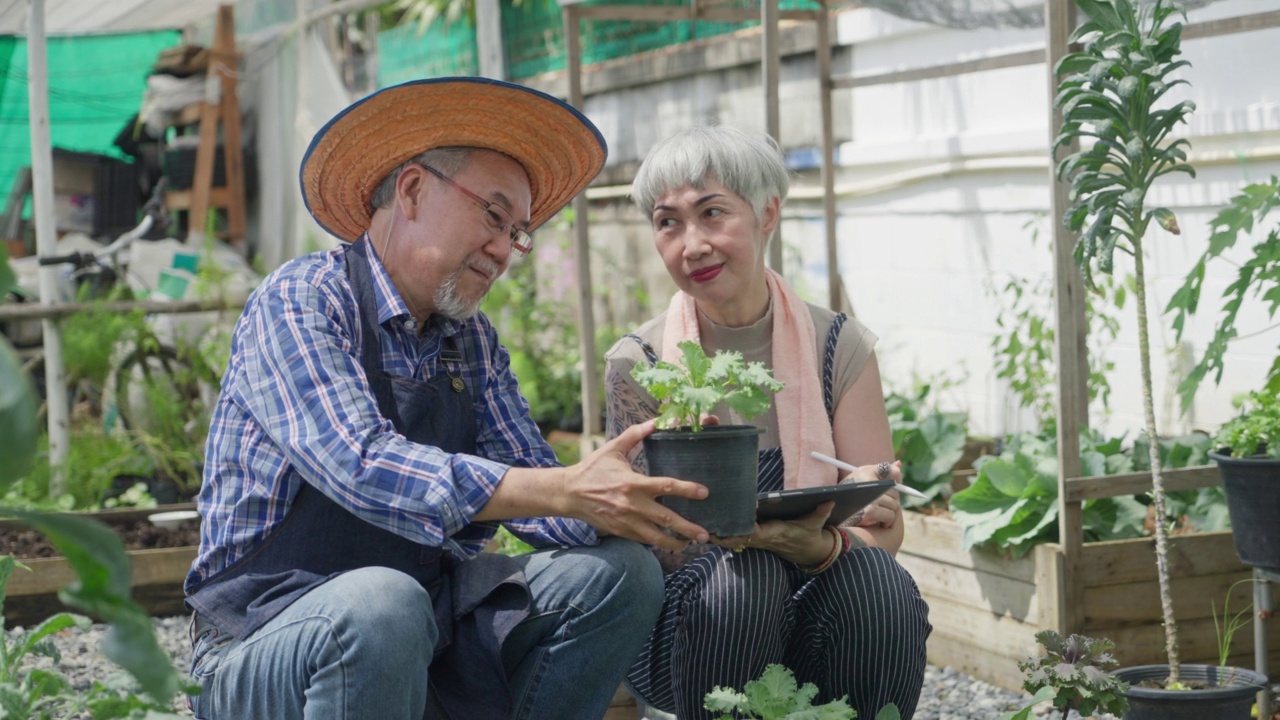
[630, 125, 790, 221]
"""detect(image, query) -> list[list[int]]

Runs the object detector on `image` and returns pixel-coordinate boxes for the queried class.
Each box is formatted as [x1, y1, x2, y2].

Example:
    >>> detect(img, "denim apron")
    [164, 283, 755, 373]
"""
[187, 239, 530, 720]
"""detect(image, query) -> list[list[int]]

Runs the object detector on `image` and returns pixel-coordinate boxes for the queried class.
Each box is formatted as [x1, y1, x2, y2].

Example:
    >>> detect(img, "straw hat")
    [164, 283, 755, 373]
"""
[300, 77, 607, 242]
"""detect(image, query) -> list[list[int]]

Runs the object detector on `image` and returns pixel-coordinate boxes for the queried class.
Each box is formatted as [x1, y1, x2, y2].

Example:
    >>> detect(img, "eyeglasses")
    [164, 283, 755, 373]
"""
[418, 163, 534, 257]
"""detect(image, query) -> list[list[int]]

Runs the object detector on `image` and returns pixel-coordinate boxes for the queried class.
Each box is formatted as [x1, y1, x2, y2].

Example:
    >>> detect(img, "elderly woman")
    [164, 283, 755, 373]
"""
[604, 125, 931, 719]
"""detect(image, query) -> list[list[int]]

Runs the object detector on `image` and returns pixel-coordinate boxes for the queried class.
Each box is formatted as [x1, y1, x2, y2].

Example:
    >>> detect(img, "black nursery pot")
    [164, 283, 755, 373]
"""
[1209, 448, 1280, 572]
[643, 425, 763, 537]
[1113, 664, 1267, 720]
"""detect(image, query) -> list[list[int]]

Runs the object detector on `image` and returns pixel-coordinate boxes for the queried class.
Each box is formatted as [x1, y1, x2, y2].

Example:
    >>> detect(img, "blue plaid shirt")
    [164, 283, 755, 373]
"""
[186, 239, 596, 592]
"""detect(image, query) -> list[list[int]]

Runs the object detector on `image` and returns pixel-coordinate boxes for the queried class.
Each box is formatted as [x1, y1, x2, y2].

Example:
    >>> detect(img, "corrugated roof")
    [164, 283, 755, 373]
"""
[0, 0, 226, 35]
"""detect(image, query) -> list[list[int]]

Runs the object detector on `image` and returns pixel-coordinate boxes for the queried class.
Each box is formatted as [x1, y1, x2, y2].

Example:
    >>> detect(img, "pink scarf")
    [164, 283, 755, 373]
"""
[661, 268, 838, 489]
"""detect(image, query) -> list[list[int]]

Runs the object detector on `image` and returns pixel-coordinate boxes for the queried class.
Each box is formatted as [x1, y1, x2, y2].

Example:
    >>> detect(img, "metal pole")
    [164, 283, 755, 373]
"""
[816, 5, 838, 311]
[26, 0, 69, 491]
[1255, 569, 1273, 720]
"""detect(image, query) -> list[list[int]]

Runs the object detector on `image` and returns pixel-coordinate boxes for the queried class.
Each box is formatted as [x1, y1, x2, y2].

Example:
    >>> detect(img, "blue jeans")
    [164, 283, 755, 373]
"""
[188, 537, 664, 720]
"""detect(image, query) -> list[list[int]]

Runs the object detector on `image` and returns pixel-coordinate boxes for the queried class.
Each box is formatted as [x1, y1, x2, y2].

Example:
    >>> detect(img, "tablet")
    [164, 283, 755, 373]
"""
[756, 480, 898, 526]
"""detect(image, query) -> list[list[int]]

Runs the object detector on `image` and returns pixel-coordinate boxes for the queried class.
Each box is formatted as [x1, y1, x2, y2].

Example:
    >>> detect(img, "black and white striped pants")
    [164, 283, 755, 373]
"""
[626, 545, 932, 720]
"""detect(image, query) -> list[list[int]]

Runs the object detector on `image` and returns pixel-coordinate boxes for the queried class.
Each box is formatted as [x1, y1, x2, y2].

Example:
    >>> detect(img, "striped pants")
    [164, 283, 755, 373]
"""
[626, 546, 932, 720]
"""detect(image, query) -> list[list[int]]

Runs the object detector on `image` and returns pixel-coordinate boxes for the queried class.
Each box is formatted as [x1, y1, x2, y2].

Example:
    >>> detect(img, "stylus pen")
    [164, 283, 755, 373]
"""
[809, 451, 929, 499]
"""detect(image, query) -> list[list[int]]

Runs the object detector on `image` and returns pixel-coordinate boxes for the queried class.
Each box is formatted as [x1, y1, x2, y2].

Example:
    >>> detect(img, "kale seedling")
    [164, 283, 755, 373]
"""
[703, 663, 899, 720]
[632, 340, 784, 432]
[998, 630, 1130, 720]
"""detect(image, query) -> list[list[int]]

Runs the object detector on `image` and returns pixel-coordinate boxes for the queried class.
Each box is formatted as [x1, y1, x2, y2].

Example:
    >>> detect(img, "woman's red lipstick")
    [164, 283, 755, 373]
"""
[689, 264, 723, 283]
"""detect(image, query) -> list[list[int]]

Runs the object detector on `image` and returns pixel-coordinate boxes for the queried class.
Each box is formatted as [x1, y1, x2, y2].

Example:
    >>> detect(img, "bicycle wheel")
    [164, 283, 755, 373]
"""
[106, 343, 217, 436]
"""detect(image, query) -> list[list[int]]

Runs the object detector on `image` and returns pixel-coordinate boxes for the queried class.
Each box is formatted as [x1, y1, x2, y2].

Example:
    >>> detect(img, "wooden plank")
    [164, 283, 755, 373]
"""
[1034, 542, 1066, 633]
[899, 512, 1040, 583]
[817, 7, 838, 312]
[924, 633, 1030, 692]
[1078, 531, 1243, 586]
[572, 4, 818, 21]
[215, 3, 247, 245]
[0, 295, 247, 322]
[1064, 465, 1221, 502]
[164, 186, 232, 211]
[922, 593, 1044, 662]
[1182, 9, 1280, 40]
[831, 49, 1043, 89]
[763, 0, 782, 272]
[899, 553, 1039, 620]
[0, 503, 197, 532]
[1083, 571, 1257, 626]
[7, 546, 196, 596]
[1094, 616, 1280, 669]
[829, 12, 1280, 91]
[600, 685, 637, 720]
[901, 545, 1039, 620]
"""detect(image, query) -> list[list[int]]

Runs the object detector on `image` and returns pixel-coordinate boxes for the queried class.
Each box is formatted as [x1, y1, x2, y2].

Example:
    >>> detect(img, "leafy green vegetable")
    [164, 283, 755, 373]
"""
[632, 340, 784, 432]
[1006, 631, 1130, 719]
[1215, 390, 1280, 459]
[885, 378, 969, 504]
[703, 664, 857, 720]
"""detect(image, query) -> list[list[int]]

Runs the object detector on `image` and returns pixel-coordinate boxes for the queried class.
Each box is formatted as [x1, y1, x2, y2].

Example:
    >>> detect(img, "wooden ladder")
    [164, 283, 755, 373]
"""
[163, 4, 246, 247]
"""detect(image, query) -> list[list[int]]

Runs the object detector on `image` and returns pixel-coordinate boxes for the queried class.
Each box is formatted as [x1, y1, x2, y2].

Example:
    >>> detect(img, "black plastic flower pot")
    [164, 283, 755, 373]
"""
[1112, 664, 1267, 720]
[643, 425, 763, 537]
[1209, 449, 1280, 572]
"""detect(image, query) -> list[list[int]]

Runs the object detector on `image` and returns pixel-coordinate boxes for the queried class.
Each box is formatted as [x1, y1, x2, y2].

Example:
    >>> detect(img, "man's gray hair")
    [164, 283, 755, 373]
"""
[630, 125, 790, 220]
[370, 147, 474, 210]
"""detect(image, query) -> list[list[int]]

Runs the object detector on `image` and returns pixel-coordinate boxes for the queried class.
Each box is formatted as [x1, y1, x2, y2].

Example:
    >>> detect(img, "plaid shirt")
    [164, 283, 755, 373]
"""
[186, 239, 595, 592]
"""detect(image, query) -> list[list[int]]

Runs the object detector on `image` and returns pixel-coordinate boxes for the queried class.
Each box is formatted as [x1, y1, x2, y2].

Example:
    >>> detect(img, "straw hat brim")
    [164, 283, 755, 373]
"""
[300, 77, 607, 242]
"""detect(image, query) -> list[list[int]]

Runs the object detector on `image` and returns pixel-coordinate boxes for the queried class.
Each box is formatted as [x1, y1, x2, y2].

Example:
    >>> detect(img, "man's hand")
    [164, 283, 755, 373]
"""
[562, 420, 711, 551]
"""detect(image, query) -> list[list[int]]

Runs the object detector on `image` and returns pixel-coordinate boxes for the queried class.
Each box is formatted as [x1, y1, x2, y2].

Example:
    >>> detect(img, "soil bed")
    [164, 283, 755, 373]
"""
[0, 518, 201, 558]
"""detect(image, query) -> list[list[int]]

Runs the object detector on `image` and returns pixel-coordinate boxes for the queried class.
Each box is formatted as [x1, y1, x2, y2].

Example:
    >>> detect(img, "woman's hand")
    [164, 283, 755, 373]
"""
[710, 501, 837, 568]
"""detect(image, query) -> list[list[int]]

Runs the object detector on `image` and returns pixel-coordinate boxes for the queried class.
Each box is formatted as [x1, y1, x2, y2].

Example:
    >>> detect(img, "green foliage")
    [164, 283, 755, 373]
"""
[1008, 631, 1131, 719]
[0, 269, 192, 715]
[632, 340, 784, 432]
[60, 297, 148, 393]
[489, 526, 534, 556]
[885, 377, 968, 504]
[0, 340, 39, 490]
[8, 432, 155, 511]
[1168, 177, 1280, 410]
[1215, 390, 1280, 459]
[949, 430, 1142, 557]
[480, 223, 623, 433]
[987, 222, 1125, 425]
[1212, 578, 1255, 670]
[703, 664, 857, 720]
[1054, 0, 1195, 287]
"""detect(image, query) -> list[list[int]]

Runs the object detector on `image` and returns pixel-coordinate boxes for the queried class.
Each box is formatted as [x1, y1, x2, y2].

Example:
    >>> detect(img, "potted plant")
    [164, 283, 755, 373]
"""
[631, 340, 783, 537]
[703, 664, 901, 720]
[1054, 0, 1266, 712]
[1207, 391, 1280, 572]
[998, 630, 1132, 720]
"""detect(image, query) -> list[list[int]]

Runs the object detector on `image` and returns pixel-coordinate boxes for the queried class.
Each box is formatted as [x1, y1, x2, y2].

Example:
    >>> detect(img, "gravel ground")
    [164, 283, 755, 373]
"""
[0, 616, 1140, 719]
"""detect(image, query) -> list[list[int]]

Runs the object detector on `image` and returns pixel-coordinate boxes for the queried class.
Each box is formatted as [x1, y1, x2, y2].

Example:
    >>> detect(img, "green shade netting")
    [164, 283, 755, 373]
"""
[0, 30, 180, 214]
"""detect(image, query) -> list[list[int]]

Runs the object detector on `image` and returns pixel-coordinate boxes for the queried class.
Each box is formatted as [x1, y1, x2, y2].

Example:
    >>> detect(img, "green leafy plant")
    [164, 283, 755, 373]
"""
[703, 663, 896, 720]
[997, 631, 1131, 720]
[0, 244, 194, 711]
[1212, 578, 1256, 673]
[987, 218, 1124, 426]
[948, 429, 1149, 557]
[1054, 0, 1195, 683]
[0, 555, 188, 718]
[1167, 176, 1280, 409]
[632, 340, 784, 432]
[885, 375, 969, 504]
[1215, 390, 1280, 459]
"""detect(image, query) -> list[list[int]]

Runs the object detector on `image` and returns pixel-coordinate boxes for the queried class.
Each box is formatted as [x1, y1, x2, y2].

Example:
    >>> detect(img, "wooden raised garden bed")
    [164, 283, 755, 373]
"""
[899, 466, 1280, 691]
[1, 503, 198, 627]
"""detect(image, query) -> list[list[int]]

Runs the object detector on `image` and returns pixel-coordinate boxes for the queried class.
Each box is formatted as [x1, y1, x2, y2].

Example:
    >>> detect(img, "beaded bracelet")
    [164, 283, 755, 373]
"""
[805, 526, 843, 575]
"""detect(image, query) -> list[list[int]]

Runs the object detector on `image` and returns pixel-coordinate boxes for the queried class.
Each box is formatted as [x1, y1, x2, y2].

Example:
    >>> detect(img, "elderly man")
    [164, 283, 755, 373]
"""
[184, 77, 710, 720]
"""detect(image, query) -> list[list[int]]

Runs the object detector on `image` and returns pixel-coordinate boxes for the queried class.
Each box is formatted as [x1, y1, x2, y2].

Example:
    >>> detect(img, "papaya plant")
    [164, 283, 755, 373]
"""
[1053, 0, 1195, 683]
